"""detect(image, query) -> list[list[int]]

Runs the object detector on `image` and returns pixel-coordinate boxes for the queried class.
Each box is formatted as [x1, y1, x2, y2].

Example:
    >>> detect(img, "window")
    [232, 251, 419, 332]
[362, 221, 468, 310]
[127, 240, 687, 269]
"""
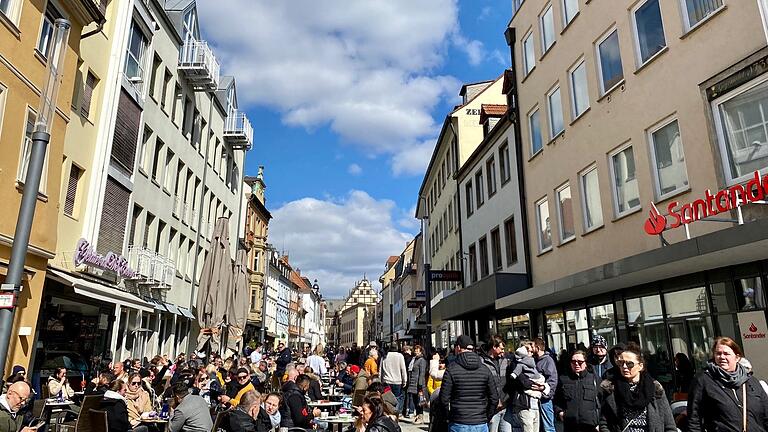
[681, 0, 723, 30]
[547, 86, 564, 137]
[540, 4, 555, 53]
[536, 198, 552, 251]
[504, 216, 518, 265]
[468, 243, 477, 283]
[0, 0, 12, 18]
[596, 29, 624, 94]
[37, 3, 62, 58]
[447, 201, 453, 231]
[17, 109, 49, 194]
[161, 70, 171, 109]
[529, 108, 543, 154]
[491, 228, 502, 271]
[523, 32, 535, 75]
[556, 183, 575, 242]
[632, 0, 666, 65]
[149, 54, 162, 99]
[164, 148, 175, 191]
[499, 142, 511, 185]
[475, 170, 485, 208]
[139, 126, 152, 172]
[172, 84, 182, 124]
[81, 72, 97, 119]
[479, 236, 489, 278]
[124, 21, 148, 90]
[713, 77, 768, 183]
[569, 60, 589, 118]
[486, 157, 497, 197]
[562, 0, 579, 26]
[650, 119, 688, 198]
[580, 165, 604, 230]
[465, 181, 474, 217]
[610, 145, 641, 215]
[64, 164, 82, 217]
[151, 139, 163, 181]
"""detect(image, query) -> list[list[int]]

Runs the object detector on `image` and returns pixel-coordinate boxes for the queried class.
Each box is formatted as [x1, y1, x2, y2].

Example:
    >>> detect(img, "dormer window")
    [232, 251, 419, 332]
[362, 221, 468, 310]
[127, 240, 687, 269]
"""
[182, 8, 199, 42]
[484, 117, 500, 136]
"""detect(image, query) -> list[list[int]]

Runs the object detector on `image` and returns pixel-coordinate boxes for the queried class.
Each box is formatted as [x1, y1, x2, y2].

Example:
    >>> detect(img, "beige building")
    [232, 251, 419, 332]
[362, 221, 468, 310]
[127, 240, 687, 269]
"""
[339, 278, 377, 347]
[0, 0, 102, 374]
[501, 0, 768, 380]
[415, 76, 506, 347]
[242, 168, 271, 341]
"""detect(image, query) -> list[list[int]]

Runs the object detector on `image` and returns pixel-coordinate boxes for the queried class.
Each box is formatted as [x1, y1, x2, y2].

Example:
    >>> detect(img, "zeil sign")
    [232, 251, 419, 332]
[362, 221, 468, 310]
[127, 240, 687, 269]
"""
[644, 170, 768, 235]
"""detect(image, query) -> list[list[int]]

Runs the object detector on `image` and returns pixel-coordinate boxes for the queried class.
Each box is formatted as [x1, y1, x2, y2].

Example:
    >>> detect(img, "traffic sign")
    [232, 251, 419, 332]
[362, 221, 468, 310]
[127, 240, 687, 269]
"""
[429, 270, 462, 282]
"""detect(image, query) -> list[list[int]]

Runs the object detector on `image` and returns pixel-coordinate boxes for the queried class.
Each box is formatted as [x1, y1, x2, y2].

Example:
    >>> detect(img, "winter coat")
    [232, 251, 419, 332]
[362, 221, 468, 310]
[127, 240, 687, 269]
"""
[554, 369, 600, 429]
[380, 387, 398, 414]
[687, 369, 768, 432]
[535, 354, 558, 401]
[99, 391, 132, 432]
[0, 397, 23, 432]
[598, 377, 675, 432]
[279, 381, 313, 429]
[587, 354, 612, 380]
[504, 355, 542, 411]
[223, 408, 273, 432]
[407, 356, 427, 394]
[366, 414, 402, 432]
[275, 348, 292, 375]
[439, 351, 500, 425]
[480, 351, 510, 406]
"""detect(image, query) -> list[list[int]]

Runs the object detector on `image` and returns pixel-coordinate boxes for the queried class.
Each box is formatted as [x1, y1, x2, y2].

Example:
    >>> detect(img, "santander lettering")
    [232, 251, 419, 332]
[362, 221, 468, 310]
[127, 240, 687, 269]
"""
[73, 238, 136, 278]
[644, 170, 768, 236]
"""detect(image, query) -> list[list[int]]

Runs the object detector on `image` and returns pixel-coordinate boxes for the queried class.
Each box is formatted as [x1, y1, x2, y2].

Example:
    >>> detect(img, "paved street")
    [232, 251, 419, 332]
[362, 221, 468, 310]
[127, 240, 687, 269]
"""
[398, 415, 430, 432]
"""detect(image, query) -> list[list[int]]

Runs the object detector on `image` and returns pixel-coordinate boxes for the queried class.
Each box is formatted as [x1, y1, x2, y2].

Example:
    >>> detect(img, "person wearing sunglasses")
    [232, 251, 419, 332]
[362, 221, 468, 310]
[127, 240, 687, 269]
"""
[125, 373, 153, 429]
[219, 368, 255, 408]
[597, 342, 674, 432]
[553, 350, 600, 432]
[0, 381, 37, 432]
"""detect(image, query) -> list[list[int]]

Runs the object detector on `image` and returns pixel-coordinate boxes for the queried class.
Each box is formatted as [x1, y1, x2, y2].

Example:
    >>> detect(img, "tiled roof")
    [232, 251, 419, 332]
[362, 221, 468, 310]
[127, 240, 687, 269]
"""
[481, 104, 507, 116]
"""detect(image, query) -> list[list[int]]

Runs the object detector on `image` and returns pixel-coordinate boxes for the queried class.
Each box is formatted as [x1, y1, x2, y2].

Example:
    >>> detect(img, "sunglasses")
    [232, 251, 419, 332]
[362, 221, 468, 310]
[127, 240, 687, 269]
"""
[130, 381, 141, 386]
[238, 375, 249, 380]
[570, 360, 585, 365]
[616, 360, 637, 369]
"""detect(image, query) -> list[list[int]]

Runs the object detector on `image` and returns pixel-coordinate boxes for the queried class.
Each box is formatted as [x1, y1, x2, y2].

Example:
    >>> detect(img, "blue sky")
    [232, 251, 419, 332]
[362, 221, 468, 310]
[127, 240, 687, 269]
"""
[199, 0, 512, 297]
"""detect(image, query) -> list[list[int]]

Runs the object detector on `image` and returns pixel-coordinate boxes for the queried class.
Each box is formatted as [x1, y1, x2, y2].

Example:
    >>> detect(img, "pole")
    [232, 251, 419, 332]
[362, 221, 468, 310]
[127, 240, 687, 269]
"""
[0, 131, 50, 374]
[424, 263, 432, 355]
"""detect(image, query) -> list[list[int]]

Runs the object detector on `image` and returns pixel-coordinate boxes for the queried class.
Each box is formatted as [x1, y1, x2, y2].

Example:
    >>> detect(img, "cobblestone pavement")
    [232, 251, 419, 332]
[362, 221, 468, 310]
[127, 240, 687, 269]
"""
[398, 414, 430, 432]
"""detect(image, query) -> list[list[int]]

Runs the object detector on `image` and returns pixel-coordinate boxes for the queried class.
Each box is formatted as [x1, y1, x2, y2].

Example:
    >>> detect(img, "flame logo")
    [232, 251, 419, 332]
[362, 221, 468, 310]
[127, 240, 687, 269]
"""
[643, 202, 667, 235]
[750, 323, 758, 332]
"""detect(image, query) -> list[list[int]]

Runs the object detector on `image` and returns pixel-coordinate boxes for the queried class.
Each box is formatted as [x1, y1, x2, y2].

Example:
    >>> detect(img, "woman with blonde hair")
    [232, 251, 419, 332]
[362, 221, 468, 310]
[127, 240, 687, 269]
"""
[124, 372, 152, 429]
[365, 349, 380, 377]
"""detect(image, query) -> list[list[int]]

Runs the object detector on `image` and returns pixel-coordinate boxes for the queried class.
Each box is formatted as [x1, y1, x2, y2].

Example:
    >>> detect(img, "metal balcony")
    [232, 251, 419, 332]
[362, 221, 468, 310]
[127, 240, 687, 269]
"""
[224, 111, 253, 151]
[127, 246, 174, 289]
[178, 40, 220, 92]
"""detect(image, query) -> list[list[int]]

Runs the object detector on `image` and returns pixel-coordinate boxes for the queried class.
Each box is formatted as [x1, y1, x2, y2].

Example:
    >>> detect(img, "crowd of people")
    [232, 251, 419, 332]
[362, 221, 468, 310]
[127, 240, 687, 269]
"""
[1, 334, 768, 432]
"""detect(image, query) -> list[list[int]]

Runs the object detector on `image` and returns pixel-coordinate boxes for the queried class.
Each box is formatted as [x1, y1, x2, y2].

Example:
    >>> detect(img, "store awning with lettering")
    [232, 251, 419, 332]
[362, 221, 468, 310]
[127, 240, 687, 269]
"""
[47, 267, 153, 313]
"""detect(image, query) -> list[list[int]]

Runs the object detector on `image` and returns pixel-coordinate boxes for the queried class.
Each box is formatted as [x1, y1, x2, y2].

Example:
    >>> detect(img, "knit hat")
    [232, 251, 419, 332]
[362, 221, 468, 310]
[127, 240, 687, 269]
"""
[455, 335, 474, 350]
[515, 346, 530, 357]
[349, 365, 360, 374]
[11, 365, 25, 375]
[591, 334, 607, 348]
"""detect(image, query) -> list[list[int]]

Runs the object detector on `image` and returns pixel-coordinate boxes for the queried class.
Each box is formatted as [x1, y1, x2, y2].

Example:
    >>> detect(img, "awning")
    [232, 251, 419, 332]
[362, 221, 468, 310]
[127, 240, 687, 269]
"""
[146, 298, 168, 313]
[164, 303, 181, 316]
[47, 268, 153, 313]
[178, 307, 195, 319]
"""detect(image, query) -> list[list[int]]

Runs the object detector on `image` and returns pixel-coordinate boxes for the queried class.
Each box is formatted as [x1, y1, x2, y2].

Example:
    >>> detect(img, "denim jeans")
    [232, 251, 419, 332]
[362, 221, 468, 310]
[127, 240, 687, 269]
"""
[504, 407, 539, 432]
[489, 409, 512, 432]
[406, 392, 423, 416]
[539, 400, 555, 432]
[449, 423, 489, 432]
[389, 384, 404, 413]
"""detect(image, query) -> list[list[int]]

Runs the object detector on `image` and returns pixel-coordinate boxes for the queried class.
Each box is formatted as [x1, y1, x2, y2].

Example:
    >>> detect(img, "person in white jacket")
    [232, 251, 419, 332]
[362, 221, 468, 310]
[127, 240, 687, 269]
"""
[47, 368, 75, 399]
[379, 343, 407, 414]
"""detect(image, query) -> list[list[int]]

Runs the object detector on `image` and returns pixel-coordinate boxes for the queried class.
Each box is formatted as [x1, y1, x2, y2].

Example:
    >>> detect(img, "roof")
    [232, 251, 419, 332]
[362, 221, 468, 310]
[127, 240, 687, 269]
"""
[291, 271, 312, 292]
[324, 299, 346, 314]
[459, 79, 494, 97]
[480, 104, 507, 124]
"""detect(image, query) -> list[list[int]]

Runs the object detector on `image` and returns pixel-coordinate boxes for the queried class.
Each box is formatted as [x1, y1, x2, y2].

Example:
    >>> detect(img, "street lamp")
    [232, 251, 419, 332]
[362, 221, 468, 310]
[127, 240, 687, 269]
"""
[0, 19, 71, 376]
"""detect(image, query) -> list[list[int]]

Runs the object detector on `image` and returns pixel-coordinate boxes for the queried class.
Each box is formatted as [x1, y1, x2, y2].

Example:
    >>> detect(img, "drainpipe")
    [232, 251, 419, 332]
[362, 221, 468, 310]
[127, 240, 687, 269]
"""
[447, 121, 467, 335]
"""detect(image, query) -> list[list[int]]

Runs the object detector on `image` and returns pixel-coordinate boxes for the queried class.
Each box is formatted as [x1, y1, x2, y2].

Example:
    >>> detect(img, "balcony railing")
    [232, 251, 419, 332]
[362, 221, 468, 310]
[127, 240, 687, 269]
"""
[127, 246, 175, 288]
[178, 40, 220, 92]
[173, 196, 182, 218]
[224, 111, 253, 151]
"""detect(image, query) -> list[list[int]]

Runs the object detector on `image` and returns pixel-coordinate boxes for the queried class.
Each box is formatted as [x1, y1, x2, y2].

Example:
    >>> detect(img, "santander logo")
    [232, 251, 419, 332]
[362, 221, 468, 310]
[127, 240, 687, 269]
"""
[750, 323, 758, 332]
[644, 203, 667, 235]
[744, 322, 766, 339]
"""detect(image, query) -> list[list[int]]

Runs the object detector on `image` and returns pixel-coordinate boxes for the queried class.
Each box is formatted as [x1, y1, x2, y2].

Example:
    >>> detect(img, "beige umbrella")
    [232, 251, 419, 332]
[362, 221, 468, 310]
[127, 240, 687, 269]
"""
[226, 248, 250, 355]
[196, 217, 233, 353]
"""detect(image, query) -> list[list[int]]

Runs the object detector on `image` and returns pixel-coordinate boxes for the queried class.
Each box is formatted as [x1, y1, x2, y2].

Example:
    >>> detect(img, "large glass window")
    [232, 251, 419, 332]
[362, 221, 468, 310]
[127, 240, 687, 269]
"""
[565, 308, 590, 349]
[491, 228, 502, 271]
[580, 166, 603, 230]
[590, 304, 617, 347]
[556, 183, 575, 242]
[499, 142, 511, 185]
[548, 86, 564, 138]
[523, 32, 536, 75]
[570, 61, 589, 118]
[529, 108, 543, 154]
[681, 0, 723, 30]
[736, 277, 766, 310]
[610, 145, 640, 215]
[562, 0, 579, 26]
[714, 78, 768, 182]
[545, 311, 566, 355]
[540, 4, 555, 52]
[125, 21, 149, 91]
[536, 197, 552, 251]
[504, 215, 518, 266]
[650, 119, 688, 199]
[596, 29, 624, 94]
[486, 157, 497, 197]
[664, 287, 708, 318]
[632, 0, 666, 65]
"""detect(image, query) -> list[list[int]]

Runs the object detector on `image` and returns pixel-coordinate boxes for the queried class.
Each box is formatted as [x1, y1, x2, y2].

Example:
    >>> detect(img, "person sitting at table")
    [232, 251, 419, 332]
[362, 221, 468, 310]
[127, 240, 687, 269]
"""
[262, 393, 281, 429]
[169, 382, 212, 432]
[85, 371, 114, 395]
[113, 361, 130, 384]
[100, 380, 146, 432]
[222, 390, 272, 432]
[340, 365, 369, 395]
[250, 361, 269, 393]
[220, 368, 255, 408]
[303, 367, 323, 402]
[47, 368, 75, 400]
[358, 394, 401, 432]
[335, 364, 354, 395]
[125, 373, 153, 429]
[280, 374, 320, 430]
[366, 382, 397, 415]
[0, 381, 36, 432]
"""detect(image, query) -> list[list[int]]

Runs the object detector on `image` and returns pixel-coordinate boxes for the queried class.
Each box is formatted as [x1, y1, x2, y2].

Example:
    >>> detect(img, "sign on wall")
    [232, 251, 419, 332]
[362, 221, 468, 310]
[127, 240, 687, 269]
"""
[73, 238, 136, 278]
[737, 310, 768, 376]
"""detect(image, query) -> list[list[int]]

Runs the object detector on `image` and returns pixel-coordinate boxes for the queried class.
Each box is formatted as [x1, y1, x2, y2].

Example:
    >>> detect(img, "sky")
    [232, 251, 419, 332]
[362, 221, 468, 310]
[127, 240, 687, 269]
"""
[198, 0, 512, 298]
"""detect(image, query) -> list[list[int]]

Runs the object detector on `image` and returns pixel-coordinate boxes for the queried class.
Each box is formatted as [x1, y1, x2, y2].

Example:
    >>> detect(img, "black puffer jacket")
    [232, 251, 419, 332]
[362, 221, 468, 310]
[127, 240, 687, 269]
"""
[279, 382, 312, 429]
[367, 415, 402, 432]
[687, 369, 768, 432]
[439, 351, 499, 425]
[479, 351, 509, 405]
[554, 369, 600, 429]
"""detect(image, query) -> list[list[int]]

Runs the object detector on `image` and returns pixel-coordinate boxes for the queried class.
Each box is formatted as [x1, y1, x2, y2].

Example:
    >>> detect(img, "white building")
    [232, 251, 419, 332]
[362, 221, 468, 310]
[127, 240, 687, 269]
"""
[301, 283, 324, 348]
[267, 251, 291, 344]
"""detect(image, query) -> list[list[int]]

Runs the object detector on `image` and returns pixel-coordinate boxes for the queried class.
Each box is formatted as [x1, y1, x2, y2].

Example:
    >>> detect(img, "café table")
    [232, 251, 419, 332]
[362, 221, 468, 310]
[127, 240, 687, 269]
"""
[141, 418, 169, 432]
[308, 401, 342, 416]
[322, 415, 356, 432]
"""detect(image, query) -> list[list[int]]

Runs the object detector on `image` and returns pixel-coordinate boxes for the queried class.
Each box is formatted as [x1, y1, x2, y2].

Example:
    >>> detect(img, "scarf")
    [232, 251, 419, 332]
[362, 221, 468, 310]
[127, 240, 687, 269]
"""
[707, 362, 750, 388]
[124, 385, 142, 402]
[614, 372, 655, 411]
[265, 406, 281, 428]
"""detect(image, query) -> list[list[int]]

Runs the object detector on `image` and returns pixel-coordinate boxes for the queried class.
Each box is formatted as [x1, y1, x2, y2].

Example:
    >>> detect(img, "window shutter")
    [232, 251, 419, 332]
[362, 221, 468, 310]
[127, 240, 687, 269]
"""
[64, 165, 81, 216]
[81, 72, 96, 118]
[97, 177, 130, 255]
[110, 90, 141, 174]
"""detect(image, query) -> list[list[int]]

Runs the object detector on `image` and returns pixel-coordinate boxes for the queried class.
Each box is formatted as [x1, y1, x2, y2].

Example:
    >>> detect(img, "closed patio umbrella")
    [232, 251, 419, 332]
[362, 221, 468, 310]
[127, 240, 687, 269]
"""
[226, 248, 250, 355]
[196, 217, 233, 353]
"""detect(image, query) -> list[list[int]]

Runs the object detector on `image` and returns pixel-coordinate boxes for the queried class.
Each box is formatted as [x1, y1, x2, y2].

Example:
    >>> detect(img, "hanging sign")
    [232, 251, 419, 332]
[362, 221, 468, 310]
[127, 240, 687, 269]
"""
[429, 270, 462, 282]
[73, 238, 136, 278]
[738, 310, 768, 375]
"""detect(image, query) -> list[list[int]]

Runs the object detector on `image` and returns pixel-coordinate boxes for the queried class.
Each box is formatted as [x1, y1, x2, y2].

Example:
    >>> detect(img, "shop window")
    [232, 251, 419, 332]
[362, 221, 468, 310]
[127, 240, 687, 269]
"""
[590, 303, 615, 328]
[735, 277, 766, 310]
[650, 119, 688, 199]
[710, 280, 738, 313]
[669, 317, 714, 379]
[664, 287, 708, 318]
[626, 295, 663, 323]
[546, 310, 566, 355]
[565, 309, 589, 349]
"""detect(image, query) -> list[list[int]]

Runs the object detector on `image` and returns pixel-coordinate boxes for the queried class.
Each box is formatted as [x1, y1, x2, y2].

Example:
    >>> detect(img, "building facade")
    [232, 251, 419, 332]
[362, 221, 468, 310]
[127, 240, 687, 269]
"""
[378, 255, 399, 342]
[267, 251, 291, 345]
[242, 168, 270, 342]
[339, 278, 378, 347]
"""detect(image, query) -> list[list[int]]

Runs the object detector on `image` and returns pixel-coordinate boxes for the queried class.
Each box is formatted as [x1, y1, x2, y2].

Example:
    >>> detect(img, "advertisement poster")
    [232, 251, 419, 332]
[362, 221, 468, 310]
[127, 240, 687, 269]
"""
[737, 310, 768, 376]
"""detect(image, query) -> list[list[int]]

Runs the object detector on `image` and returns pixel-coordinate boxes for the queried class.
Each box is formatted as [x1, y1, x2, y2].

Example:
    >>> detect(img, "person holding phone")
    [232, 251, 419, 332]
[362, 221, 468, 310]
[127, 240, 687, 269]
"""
[0, 381, 38, 432]
[47, 368, 74, 400]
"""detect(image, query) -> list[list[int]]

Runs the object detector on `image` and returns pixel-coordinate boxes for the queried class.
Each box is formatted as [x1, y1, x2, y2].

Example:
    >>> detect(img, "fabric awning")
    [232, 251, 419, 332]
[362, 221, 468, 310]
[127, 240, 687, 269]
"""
[48, 268, 153, 312]
[164, 303, 181, 316]
[178, 307, 195, 319]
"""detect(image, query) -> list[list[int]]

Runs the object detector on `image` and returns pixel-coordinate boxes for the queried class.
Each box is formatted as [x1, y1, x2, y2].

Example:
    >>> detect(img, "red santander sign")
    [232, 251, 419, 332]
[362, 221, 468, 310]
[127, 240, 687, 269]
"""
[644, 170, 767, 236]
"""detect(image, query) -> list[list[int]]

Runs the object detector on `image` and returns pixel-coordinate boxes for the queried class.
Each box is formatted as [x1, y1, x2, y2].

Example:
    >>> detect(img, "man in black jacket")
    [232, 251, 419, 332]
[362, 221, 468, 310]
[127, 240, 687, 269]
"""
[280, 373, 320, 429]
[553, 351, 600, 432]
[440, 335, 499, 432]
[275, 342, 292, 379]
[480, 336, 510, 432]
[222, 390, 272, 432]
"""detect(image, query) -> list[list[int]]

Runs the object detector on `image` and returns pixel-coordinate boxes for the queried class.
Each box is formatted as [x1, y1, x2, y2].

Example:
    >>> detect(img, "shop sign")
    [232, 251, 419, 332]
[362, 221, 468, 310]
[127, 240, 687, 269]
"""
[73, 238, 136, 278]
[0, 292, 15, 309]
[738, 311, 768, 375]
[644, 170, 768, 235]
[429, 270, 462, 282]
[407, 300, 425, 308]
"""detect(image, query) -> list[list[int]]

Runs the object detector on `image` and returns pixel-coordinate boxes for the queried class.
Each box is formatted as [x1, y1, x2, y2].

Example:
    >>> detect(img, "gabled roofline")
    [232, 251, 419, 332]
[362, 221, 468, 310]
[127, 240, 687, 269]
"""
[457, 114, 512, 181]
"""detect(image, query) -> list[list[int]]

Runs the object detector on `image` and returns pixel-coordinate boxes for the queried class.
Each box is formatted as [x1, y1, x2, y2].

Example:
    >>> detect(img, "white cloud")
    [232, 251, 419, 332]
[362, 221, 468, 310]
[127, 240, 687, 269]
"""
[198, 0, 481, 175]
[478, 6, 493, 21]
[268, 191, 414, 298]
[347, 163, 363, 176]
[491, 49, 509, 67]
[398, 204, 421, 231]
[391, 140, 437, 176]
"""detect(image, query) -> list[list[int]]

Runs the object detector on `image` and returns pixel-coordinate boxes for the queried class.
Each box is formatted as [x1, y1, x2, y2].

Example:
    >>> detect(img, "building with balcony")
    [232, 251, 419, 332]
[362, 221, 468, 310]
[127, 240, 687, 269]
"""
[241, 168, 271, 343]
[39, 0, 253, 365]
[378, 255, 399, 342]
[0, 0, 104, 375]
[414, 76, 506, 348]
[502, 0, 768, 378]
[267, 251, 292, 345]
[339, 278, 378, 347]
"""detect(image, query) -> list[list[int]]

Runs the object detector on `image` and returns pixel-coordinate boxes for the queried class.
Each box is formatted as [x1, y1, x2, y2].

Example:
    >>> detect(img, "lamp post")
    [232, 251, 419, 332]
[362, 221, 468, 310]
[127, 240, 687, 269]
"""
[0, 19, 70, 375]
